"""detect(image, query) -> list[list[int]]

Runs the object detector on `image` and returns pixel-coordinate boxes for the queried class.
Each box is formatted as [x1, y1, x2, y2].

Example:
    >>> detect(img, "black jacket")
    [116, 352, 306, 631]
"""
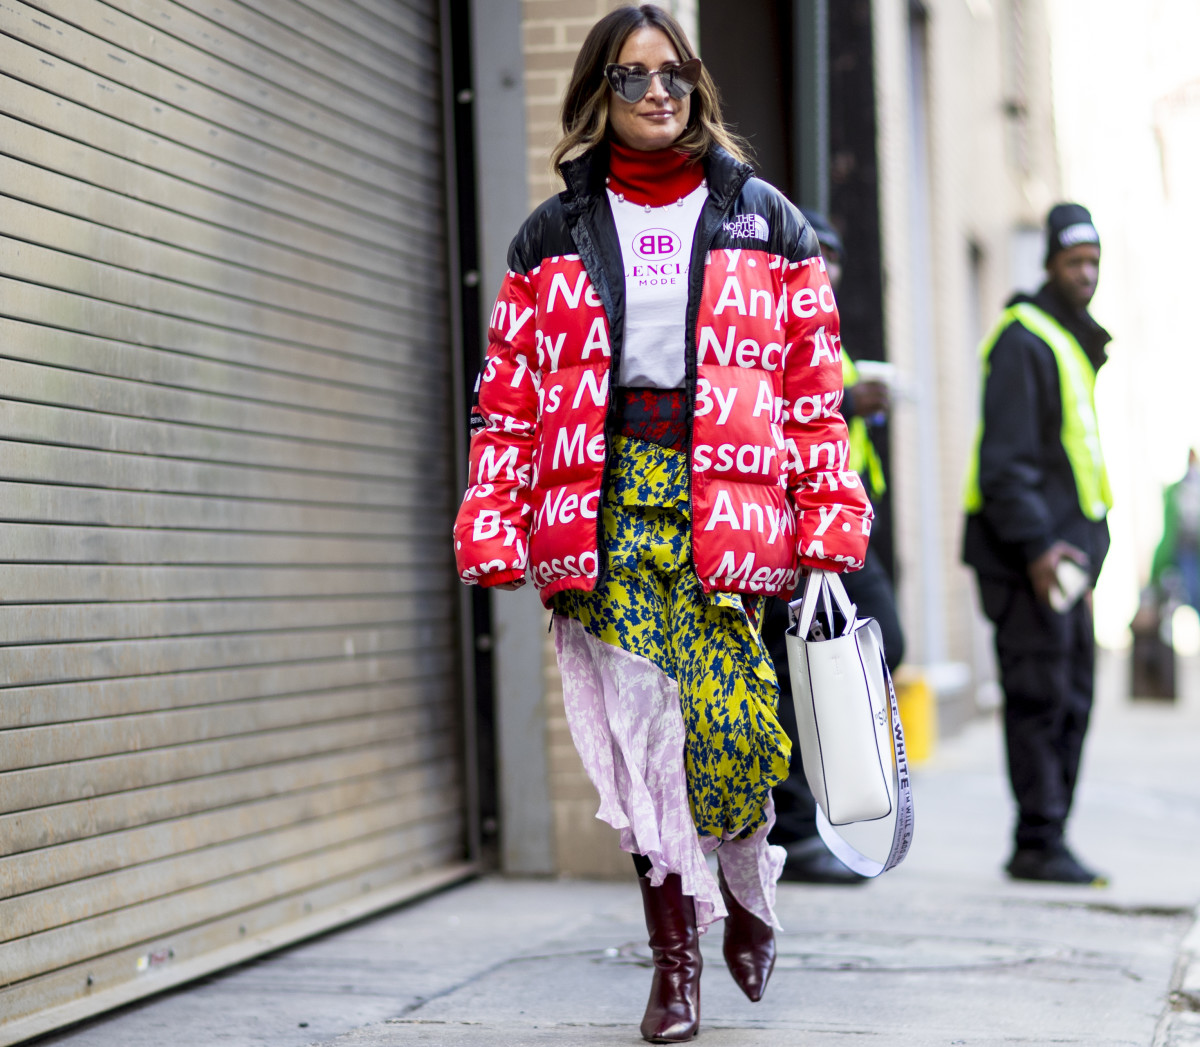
[962, 283, 1112, 585]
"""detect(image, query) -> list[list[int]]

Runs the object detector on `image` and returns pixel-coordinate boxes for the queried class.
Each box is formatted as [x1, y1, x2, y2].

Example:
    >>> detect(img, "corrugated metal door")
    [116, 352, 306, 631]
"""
[0, 0, 467, 1040]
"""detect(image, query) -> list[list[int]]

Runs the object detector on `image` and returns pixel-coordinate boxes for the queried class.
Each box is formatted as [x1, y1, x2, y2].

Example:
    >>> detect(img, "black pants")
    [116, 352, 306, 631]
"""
[765, 550, 905, 845]
[976, 576, 1095, 852]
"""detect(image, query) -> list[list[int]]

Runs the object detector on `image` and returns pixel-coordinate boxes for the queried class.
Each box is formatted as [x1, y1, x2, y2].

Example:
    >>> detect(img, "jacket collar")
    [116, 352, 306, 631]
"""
[700, 146, 756, 209]
[1009, 284, 1111, 369]
[559, 143, 754, 215]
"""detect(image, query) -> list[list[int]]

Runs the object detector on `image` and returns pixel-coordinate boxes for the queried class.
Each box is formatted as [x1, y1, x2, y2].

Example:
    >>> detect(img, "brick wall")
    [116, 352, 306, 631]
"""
[522, 1, 700, 208]
[522, 0, 635, 880]
[522, 1, 625, 208]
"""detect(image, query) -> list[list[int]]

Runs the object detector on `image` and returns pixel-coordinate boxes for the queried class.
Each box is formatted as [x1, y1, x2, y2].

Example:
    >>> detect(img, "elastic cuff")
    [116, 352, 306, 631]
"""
[479, 568, 526, 589]
[797, 555, 863, 573]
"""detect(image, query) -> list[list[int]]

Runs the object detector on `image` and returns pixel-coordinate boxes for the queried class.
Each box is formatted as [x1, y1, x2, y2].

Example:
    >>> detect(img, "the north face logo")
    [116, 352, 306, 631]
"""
[722, 213, 770, 240]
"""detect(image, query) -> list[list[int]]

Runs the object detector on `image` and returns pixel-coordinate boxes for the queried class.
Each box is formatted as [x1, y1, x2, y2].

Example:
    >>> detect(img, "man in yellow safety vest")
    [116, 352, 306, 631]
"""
[962, 203, 1111, 885]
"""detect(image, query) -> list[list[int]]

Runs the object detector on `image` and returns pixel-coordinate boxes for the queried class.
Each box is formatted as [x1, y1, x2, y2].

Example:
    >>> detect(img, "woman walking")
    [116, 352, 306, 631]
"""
[453, 6, 871, 1041]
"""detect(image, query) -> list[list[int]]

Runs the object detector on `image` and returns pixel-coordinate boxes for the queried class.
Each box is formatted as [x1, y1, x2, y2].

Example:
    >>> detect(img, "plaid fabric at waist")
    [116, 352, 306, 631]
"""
[613, 387, 688, 452]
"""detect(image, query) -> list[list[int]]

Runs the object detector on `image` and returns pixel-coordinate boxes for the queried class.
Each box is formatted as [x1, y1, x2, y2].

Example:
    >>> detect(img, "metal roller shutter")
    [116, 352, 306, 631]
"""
[0, 0, 468, 1041]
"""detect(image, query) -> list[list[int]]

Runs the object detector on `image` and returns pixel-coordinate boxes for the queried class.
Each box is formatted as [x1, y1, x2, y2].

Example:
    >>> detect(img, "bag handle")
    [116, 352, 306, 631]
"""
[788, 569, 858, 639]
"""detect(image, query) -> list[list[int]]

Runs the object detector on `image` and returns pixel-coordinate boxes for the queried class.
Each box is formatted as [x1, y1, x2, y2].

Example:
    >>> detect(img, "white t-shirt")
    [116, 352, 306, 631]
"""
[608, 183, 707, 389]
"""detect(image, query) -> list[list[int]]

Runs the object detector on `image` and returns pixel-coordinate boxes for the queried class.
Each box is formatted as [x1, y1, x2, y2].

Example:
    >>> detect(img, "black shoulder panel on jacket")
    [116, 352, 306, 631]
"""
[506, 194, 576, 275]
[708, 177, 820, 262]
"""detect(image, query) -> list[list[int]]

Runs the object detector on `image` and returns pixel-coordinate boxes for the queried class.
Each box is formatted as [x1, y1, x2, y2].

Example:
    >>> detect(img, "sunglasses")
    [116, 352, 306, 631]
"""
[604, 58, 702, 104]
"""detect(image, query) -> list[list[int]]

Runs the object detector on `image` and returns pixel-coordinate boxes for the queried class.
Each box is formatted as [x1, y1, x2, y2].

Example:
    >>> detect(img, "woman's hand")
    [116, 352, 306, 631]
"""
[493, 580, 526, 591]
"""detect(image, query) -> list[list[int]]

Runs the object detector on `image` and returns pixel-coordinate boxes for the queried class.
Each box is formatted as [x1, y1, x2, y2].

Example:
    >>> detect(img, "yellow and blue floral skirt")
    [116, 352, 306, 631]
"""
[551, 435, 790, 930]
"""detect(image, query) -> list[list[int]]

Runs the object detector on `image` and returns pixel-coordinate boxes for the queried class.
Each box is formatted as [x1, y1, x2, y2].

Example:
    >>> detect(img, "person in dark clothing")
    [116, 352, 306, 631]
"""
[962, 202, 1111, 886]
[763, 212, 906, 884]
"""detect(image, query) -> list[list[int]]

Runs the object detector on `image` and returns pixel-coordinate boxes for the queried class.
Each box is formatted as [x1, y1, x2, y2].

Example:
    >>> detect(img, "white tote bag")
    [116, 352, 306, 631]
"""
[785, 569, 914, 876]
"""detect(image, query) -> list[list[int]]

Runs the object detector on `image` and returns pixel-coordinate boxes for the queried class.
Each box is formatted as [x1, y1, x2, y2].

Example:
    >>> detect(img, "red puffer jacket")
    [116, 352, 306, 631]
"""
[454, 146, 872, 603]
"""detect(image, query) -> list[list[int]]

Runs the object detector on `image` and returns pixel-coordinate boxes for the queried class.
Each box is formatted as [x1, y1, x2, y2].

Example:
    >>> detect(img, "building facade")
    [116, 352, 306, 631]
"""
[873, 0, 1061, 720]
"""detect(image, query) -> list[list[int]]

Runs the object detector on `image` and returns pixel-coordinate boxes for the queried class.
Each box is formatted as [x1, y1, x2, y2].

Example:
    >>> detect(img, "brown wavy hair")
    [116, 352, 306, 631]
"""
[550, 5, 750, 178]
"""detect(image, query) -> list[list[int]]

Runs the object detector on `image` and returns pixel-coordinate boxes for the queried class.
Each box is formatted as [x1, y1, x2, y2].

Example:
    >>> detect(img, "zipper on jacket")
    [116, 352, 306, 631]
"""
[563, 191, 623, 590]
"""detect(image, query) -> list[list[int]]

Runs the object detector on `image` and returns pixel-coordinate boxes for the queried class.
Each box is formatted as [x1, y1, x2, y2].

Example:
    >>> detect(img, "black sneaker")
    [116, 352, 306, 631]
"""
[1005, 845, 1109, 886]
[778, 837, 868, 885]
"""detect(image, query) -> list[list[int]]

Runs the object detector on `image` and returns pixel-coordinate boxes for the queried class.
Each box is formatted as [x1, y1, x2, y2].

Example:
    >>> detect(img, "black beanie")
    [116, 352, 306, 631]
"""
[801, 210, 844, 260]
[1045, 202, 1100, 264]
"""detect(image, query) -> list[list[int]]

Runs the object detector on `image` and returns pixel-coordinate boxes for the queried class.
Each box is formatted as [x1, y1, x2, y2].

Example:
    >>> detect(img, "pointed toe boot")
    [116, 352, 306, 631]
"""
[718, 865, 776, 1002]
[637, 873, 701, 1043]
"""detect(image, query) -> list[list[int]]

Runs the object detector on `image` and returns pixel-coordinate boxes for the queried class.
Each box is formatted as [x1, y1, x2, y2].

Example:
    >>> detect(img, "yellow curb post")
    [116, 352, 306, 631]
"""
[892, 667, 938, 765]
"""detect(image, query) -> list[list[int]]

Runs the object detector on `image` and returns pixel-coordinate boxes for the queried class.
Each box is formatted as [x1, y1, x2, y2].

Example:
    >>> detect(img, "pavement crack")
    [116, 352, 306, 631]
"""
[394, 948, 615, 1018]
[388, 1020, 486, 1026]
[1069, 902, 1193, 919]
[394, 957, 513, 1018]
[1004, 899, 1193, 919]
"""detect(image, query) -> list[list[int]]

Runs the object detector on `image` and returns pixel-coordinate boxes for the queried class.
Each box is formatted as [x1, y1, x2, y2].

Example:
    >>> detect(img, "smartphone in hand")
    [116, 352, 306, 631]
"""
[1049, 558, 1090, 614]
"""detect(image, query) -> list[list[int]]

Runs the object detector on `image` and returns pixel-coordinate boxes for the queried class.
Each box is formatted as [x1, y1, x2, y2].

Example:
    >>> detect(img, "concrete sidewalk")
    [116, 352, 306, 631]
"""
[34, 657, 1200, 1047]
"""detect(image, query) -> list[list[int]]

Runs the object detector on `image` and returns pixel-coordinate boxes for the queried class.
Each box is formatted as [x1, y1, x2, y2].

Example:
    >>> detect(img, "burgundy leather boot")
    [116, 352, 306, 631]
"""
[636, 873, 702, 1043]
[718, 864, 776, 1002]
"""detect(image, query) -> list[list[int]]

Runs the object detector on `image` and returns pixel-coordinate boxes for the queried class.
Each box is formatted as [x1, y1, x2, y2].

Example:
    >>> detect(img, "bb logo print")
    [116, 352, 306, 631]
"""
[722, 213, 770, 240]
[632, 229, 681, 261]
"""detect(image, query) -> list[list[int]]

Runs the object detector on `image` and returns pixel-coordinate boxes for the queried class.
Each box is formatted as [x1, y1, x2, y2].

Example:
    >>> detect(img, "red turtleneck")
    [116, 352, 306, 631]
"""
[607, 139, 704, 208]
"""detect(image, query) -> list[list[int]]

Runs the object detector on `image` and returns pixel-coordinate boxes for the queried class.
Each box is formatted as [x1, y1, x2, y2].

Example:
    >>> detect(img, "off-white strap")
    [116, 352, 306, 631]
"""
[815, 624, 915, 877]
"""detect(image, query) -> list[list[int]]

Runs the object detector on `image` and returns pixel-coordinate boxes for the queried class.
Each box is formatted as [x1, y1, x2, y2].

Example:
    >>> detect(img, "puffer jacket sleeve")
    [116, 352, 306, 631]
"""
[453, 234, 541, 587]
[780, 219, 873, 571]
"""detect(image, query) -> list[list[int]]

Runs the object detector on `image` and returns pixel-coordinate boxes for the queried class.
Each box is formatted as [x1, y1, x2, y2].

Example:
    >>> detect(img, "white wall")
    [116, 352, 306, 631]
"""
[1050, 0, 1200, 648]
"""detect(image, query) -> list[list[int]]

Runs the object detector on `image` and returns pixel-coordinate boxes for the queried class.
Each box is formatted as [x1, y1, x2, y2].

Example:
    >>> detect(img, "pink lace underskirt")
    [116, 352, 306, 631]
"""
[554, 615, 785, 933]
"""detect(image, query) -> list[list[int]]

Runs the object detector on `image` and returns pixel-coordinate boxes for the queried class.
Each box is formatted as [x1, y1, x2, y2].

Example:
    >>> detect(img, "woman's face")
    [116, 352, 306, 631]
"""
[607, 27, 691, 152]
